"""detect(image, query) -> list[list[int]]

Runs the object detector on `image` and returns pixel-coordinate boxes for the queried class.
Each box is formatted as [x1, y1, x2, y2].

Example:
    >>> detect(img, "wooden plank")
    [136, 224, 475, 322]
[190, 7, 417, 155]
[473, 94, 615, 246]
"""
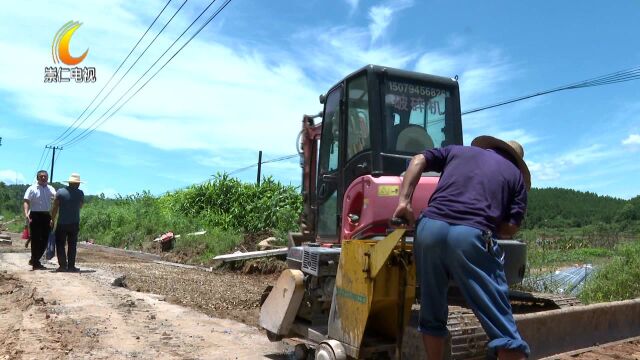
[212, 248, 288, 262]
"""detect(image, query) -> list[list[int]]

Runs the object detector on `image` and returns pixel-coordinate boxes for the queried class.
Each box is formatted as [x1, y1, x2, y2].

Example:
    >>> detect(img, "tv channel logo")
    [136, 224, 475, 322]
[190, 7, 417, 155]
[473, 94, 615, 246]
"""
[45, 21, 96, 83]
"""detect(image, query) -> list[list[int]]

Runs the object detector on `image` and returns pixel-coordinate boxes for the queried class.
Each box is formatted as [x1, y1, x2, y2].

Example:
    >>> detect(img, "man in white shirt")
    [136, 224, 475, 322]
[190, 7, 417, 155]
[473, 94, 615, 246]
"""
[23, 170, 56, 270]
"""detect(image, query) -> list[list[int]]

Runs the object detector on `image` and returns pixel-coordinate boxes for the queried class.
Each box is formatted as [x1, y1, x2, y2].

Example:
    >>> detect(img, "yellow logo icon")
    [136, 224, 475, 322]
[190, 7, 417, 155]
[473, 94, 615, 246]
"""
[52, 21, 89, 66]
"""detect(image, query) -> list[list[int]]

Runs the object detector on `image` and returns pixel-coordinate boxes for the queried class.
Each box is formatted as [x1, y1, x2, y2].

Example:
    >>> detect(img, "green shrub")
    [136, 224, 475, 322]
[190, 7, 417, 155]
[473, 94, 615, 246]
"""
[579, 239, 640, 303]
[79, 174, 302, 254]
[167, 174, 301, 234]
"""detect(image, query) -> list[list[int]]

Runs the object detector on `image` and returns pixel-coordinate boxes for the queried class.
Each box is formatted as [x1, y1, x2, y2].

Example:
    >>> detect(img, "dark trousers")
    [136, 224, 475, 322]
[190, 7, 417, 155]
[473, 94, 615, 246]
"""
[29, 212, 51, 265]
[55, 223, 79, 269]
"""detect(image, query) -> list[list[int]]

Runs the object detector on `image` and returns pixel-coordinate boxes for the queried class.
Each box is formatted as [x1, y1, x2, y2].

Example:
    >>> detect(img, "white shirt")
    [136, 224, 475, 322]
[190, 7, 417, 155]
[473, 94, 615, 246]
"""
[23, 183, 56, 212]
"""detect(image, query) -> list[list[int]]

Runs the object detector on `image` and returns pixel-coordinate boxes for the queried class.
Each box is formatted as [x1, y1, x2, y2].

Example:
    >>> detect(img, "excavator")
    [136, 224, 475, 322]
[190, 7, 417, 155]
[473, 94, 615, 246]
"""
[258, 65, 640, 359]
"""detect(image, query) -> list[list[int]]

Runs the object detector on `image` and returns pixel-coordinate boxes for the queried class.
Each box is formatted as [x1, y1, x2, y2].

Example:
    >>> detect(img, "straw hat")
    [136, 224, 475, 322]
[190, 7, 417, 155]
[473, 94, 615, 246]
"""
[64, 173, 84, 184]
[471, 136, 531, 190]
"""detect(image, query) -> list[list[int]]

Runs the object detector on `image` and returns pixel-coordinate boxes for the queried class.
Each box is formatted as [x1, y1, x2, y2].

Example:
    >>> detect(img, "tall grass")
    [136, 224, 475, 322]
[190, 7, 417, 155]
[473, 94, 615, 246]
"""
[518, 227, 640, 303]
[172, 228, 243, 263]
[80, 175, 302, 256]
[163, 174, 301, 234]
[579, 239, 640, 303]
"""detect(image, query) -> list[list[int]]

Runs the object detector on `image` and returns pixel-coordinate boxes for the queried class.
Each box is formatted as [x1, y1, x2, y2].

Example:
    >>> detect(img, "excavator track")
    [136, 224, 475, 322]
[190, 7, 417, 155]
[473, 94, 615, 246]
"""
[448, 306, 486, 360]
[509, 291, 583, 311]
[446, 292, 583, 359]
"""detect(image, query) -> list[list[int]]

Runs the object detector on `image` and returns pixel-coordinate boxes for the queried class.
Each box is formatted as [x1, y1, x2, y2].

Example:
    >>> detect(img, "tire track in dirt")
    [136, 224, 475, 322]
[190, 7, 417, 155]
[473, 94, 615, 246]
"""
[0, 251, 288, 359]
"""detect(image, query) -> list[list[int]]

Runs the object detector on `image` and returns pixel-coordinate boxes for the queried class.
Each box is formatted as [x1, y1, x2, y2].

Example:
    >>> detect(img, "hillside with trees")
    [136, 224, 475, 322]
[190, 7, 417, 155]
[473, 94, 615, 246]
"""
[523, 188, 637, 230]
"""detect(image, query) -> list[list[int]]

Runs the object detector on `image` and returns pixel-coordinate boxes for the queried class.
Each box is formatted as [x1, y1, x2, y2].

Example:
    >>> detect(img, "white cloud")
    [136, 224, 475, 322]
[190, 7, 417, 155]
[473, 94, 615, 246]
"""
[555, 144, 615, 167]
[293, 26, 415, 84]
[0, 170, 26, 185]
[413, 46, 539, 146]
[527, 143, 618, 185]
[367, 0, 414, 44]
[0, 1, 321, 159]
[491, 129, 539, 147]
[369, 6, 394, 43]
[622, 133, 640, 146]
[1, 0, 505, 166]
[0, 1, 566, 194]
[345, 0, 359, 12]
[415, 48, 516, 110]
[0, 126, 25, 140]
[527, 161, 560, 181]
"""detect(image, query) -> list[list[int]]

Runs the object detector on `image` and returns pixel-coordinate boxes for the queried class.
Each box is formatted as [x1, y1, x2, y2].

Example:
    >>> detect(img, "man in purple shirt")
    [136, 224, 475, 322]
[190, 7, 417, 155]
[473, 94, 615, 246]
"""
[393, 135, 531, 360]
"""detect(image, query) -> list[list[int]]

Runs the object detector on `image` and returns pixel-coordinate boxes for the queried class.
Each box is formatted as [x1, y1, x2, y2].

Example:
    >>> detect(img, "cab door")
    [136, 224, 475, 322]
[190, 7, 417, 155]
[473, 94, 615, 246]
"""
[316, 85, 343, 241]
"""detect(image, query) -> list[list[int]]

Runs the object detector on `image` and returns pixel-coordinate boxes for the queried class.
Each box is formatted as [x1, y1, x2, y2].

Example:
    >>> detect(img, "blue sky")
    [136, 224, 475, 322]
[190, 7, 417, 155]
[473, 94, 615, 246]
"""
[0, 0, 639, 199]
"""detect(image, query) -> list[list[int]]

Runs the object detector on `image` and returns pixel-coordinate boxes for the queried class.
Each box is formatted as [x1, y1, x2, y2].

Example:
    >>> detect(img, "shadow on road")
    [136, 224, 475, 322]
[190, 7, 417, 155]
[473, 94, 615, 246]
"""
[47, 269, 97, 274]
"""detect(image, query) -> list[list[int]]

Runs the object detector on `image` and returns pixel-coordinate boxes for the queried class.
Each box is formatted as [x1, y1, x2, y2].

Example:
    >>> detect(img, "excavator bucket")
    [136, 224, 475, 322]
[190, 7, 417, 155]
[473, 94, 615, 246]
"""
[259, 269, 305, 338]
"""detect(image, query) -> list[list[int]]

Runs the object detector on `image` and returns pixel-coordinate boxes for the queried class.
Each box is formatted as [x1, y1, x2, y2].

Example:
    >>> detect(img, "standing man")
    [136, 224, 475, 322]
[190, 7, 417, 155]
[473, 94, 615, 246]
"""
[50, 173, 84, 272]
[23, 170, 56, 270]
[393, 136, 531, 360]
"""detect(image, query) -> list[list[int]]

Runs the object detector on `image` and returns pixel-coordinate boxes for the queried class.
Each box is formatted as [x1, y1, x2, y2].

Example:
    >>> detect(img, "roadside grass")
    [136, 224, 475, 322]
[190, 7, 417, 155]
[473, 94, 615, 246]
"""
[579, 239, 640, 303]
[79, 192, 197, 249]
[518, 227, 640, 303]
[0, 213, 24, 233]
[79, 175, 301, 265]
[527, 246, 614, 269]
[172, 228, 243, 263]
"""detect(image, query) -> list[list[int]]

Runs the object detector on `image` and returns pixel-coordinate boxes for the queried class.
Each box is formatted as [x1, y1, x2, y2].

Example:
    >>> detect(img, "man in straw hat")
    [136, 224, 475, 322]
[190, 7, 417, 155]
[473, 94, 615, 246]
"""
[393, 136, 530, 360]
[50, 173, 85, 272]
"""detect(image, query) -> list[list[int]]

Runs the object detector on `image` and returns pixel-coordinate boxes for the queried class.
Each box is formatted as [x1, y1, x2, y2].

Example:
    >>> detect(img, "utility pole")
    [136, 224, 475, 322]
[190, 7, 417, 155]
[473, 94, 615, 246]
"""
[46, 145, 63, 182]
[256, 150, 262, 186]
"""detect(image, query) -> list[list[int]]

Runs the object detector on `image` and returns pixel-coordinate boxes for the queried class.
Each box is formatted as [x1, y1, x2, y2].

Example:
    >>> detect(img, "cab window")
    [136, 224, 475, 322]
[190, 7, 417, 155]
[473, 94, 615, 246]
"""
[384, 79, 453, 153]
[346, 74, 370, 160]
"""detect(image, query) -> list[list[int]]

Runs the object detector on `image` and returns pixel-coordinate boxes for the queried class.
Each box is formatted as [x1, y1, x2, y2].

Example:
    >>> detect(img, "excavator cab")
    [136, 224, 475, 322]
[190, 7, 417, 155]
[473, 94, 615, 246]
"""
[299, 65, 462, 245]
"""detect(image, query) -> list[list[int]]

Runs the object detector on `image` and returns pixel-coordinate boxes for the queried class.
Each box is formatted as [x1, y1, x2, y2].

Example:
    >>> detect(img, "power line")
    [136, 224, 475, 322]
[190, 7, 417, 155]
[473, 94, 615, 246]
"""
[50, 0, 187, 146]
[60, 0, 229, 149]
[227, 154, 298, 176]
[38, 0, 174, 183]
[60, 0, 231, 148]
[227, 164, 258, 176]
[34, 147, 48, 176]
[462, 65, 640, 115]
[263, 154, 298, 164]
[48, 0, 173, 147]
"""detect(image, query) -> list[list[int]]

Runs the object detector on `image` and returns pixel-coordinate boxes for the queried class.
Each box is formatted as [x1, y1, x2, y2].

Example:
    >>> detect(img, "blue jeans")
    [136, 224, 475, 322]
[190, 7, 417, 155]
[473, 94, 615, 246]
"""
[415, 217, 530, 357]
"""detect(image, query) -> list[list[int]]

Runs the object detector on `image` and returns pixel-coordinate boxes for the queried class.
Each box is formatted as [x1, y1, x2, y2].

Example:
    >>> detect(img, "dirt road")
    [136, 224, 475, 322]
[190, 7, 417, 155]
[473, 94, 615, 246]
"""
[3, 232, 640, 360]
[0, 234, 287, 360]
[548, 337, 640, 359]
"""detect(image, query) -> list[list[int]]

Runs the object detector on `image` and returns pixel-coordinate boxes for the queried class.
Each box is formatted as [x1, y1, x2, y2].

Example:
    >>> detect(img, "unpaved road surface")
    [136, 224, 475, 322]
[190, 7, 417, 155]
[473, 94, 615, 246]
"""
[548, 337, 640, 359]
[3, 233, 640, 360]
[0, 234, 288, 360]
